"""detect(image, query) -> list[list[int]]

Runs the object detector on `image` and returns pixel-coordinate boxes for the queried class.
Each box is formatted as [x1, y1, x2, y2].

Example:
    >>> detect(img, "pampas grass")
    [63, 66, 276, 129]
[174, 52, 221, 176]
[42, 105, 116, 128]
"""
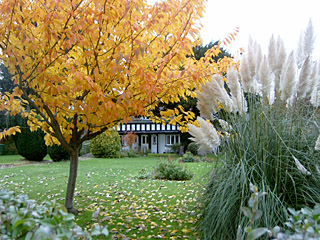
[193, 20, 320, 240]
[198, 102, 320, 240]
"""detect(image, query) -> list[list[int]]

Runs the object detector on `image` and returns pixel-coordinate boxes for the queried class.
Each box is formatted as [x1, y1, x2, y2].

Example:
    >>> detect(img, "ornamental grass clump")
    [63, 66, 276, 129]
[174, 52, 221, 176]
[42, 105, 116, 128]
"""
[190, 20, 320, 240]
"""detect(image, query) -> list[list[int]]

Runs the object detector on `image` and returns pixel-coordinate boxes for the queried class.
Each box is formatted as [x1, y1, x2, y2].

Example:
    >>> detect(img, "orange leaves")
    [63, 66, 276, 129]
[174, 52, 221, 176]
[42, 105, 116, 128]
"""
[221, 27, 240, 46]
[0, 0, 210, 147]
[135, 68, 144, 79]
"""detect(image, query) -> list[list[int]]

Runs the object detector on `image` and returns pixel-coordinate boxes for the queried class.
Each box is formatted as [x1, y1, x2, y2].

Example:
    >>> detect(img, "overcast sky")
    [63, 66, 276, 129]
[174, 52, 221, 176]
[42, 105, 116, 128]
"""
[200, 0, 320, 58]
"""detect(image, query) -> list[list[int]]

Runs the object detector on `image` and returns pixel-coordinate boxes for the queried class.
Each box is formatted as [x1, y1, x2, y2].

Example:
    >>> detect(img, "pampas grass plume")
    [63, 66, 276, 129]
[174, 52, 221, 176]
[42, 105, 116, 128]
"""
[259, 55, 273, 104]
[306, 62, 318, 97]
[268, 35, 277, 73]
[227, 67, 247, 115]
[188, 117, 220, 152]
[280, 51, 296, 102]
[297, 56, 311, 99]
[304, 19, 314, 57]
[239, 55, 251, 92]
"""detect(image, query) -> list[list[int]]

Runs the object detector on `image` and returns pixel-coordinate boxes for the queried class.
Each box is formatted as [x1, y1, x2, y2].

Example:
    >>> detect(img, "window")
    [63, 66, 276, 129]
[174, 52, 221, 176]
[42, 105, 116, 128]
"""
[166, 134, 180, 145]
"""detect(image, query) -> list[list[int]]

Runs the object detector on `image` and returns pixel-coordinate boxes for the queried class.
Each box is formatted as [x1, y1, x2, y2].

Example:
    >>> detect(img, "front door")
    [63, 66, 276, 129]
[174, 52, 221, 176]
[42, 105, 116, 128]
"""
[151, 134, 157, 153]
[141, 135, 149, 153]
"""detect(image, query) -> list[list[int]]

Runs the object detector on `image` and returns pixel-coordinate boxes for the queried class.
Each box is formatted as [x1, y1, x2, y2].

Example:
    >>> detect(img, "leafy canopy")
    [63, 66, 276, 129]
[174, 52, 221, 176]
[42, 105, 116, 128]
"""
[0, 0, 209, 149]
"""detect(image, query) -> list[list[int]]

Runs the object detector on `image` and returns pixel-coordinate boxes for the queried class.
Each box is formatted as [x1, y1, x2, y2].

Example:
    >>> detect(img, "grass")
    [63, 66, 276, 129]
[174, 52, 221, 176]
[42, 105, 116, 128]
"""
[0, 154, 52, 165]
[0, 155, 23, 164]
[0, 154, 213, 239]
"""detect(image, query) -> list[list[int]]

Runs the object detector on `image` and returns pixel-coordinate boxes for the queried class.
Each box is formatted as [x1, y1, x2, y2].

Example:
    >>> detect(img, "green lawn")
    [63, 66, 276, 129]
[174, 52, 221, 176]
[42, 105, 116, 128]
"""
[0, 154, 23, 164]
[0, 155, 213, 239]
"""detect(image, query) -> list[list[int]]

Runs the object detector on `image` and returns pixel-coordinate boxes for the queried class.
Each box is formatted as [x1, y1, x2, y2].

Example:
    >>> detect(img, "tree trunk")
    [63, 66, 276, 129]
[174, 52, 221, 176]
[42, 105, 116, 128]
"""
[65, 147, 79, 214]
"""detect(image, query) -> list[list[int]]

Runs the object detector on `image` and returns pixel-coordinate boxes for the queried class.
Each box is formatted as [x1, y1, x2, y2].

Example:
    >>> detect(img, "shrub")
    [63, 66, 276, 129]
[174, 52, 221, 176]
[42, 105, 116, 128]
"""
[90, 129, 121, 158]
[187, 142, 198, 155]
[281, 205, 320, 239]
[240, 184, 320, 240]
[182, 151, 194, 162]
[170, 143, 181, 154]
[12, 116, 47, 161]
[126, 149, 139, 158]
[48, 144, 70, 162]
[0, 189, 108, 239]
[153, 157, 193, 181]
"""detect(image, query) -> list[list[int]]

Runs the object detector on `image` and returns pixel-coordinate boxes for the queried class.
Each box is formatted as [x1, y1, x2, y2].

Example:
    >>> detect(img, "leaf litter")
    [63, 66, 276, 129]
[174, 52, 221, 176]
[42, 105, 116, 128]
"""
[0, 160, 209, 239]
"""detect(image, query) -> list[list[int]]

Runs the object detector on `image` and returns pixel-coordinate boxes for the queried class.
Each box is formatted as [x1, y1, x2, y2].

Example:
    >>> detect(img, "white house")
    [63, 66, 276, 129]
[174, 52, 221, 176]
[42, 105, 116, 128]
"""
[116, 118, 181, 154]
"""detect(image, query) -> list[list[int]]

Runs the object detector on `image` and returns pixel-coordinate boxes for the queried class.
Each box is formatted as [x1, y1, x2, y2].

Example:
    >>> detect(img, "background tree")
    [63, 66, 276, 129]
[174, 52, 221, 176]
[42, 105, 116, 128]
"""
[0, 63, 15, 94]
[0, 63, 17, 154]
[0, 0, 209, 213]
[152, 40, 232, 150]
[0, 64, 14, 131]
[192, 40, 231, 61]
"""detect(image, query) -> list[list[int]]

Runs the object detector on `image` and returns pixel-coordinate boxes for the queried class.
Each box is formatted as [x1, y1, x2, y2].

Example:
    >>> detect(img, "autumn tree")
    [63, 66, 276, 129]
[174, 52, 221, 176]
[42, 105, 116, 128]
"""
[122, 131, 138, 149]
[0, 0, 209, 213]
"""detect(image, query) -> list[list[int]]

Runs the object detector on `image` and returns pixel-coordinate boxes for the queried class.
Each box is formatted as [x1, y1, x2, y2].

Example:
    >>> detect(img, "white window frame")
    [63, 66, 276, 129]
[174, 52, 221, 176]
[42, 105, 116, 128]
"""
[165, 134, 180, 145]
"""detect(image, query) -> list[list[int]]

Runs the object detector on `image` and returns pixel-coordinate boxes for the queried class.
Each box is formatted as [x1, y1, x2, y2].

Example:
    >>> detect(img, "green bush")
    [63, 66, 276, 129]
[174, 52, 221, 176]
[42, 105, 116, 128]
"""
[126, 149, 139, 158]
[48, 144, 70, 162]
[182, 151, 194, 162]
[12, 116, 47, 161]
[90, 129, 121, 158]
[187, 142, 198, 155]
[153, 158, 193, 181]
[170, 143, 181, 154]
[281, 205, 320, 239]
[0, 189, 108, 239]
[240, 184, 320, 240]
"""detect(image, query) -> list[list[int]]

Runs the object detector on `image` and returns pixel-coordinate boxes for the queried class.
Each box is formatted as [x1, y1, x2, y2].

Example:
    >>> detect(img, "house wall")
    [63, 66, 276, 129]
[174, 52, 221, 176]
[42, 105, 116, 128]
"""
[117, 119, 182, 154]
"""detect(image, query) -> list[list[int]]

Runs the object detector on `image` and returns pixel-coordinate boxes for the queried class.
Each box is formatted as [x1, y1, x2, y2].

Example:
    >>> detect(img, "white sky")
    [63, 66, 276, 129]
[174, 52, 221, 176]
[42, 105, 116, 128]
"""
[200, 0, 320, 58]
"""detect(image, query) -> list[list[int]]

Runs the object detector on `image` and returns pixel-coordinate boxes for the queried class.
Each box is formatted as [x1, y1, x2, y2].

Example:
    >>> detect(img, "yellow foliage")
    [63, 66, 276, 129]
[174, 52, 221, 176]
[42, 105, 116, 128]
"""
[0, 126, 21, 140]
[0, 0, 235, 148]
